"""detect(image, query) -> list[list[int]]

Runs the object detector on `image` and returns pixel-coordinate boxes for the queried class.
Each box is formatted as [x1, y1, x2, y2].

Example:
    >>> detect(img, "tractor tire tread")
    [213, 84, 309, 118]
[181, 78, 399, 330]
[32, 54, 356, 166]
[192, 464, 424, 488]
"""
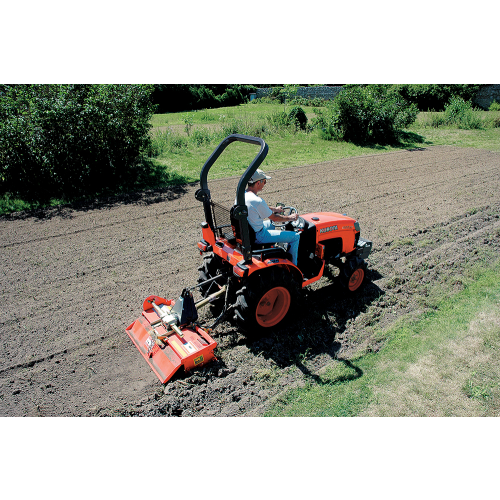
[339, 257, 367, 293]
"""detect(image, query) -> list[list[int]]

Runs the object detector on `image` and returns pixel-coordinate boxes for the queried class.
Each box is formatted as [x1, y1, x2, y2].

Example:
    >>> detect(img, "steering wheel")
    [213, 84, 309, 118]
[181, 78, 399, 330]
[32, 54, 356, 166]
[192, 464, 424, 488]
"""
[274, 205, 304, 230]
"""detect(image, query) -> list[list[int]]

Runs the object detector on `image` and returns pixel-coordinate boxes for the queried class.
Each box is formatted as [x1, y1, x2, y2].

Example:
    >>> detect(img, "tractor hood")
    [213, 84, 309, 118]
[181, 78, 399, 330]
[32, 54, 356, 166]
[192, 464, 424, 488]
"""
[302, 212, 357, 228]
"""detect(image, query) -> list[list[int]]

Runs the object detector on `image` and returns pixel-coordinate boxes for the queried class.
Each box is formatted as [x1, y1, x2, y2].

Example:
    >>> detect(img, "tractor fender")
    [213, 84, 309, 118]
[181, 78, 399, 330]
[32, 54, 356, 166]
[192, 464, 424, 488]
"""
[233, 258, 303, 285]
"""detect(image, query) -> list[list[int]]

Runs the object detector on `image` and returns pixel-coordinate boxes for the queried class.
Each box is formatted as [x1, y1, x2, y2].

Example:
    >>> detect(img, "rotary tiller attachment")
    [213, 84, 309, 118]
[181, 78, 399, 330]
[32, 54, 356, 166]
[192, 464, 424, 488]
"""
[126, 288, 221, 384]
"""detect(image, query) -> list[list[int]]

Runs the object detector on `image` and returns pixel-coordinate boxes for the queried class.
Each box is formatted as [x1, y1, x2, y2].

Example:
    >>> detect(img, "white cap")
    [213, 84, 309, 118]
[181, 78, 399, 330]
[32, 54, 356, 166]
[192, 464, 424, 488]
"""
[249, 168, 272, 183]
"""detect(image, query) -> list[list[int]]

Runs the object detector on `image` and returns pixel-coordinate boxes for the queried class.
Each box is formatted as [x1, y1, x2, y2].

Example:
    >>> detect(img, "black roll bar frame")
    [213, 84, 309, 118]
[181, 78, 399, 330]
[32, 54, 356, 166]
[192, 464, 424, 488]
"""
[195, 134, 269, 263]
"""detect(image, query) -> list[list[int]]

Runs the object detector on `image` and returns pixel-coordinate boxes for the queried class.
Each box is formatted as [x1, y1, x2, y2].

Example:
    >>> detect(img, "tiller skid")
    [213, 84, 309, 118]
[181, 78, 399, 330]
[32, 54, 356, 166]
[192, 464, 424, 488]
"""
[126, 287, 222, 384]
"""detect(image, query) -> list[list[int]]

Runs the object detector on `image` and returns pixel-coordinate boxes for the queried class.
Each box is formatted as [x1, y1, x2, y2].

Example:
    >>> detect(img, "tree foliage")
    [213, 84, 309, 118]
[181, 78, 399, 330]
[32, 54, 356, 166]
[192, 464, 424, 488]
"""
[152, 84, 256, 113]
[389, 84, 480, 111]
[0, 84, 156, 200]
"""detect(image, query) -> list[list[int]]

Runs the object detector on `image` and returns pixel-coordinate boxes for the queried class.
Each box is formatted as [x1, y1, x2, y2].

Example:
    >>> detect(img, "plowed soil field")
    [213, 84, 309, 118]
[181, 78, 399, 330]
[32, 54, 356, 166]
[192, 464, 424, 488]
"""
[1, 146, 500, 417]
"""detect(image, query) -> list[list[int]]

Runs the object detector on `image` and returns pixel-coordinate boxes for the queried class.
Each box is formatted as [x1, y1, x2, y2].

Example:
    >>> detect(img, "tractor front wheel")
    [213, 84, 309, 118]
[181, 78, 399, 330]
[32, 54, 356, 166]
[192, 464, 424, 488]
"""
[234, 267, 299, 334]
[339, 257, 367, 293]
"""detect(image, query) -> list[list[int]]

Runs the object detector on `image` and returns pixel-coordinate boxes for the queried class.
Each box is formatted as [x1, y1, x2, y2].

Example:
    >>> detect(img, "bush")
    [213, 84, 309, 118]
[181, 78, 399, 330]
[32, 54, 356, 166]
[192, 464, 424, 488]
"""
[289, 96, 327, 107]
[266, 111, 291, 131]
[310, 97, 327, 107]
[217, 86, 247, 107]
[288, 106, 308, 130]
[321, 85, 418, 143]
[250, 96, 275, 105]
[0, 84, 156, 200]
[486, 114, 500, 128]
[190, 127, 213, 147]
[489, 100, 500, 111]
[169, 135, 189, 151]
[423, 112, 446, 128]
[289, 96, 310, 106]
[444, 96, 482, 129]
[318, 124, 342, 141]
[221, 120, 245, 136]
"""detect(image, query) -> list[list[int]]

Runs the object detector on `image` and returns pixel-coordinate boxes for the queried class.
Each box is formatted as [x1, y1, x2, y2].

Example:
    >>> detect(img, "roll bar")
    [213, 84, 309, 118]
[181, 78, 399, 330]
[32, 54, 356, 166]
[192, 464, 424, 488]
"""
[196, 134, 268, 204]
[195, 134, 269, 263]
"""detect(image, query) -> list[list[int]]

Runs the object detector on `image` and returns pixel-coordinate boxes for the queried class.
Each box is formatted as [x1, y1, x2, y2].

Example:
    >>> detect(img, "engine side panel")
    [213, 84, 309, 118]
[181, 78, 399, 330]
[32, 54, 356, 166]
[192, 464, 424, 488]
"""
[302, 212, 358, 255]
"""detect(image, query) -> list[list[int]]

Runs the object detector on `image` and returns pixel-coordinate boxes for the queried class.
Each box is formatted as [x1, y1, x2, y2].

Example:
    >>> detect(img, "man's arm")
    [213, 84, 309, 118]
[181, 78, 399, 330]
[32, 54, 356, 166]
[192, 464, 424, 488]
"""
[269, 212, 298, 223]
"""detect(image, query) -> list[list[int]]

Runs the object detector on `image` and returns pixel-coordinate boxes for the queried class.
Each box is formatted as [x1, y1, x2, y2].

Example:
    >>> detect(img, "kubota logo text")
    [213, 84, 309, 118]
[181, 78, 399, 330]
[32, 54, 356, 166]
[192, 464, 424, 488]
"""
[320, 225, 337, 233]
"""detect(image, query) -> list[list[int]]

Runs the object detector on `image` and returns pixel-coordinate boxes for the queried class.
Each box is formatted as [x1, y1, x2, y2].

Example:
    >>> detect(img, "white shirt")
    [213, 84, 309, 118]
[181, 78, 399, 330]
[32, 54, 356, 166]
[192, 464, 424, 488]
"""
[242, 191, 272, 232]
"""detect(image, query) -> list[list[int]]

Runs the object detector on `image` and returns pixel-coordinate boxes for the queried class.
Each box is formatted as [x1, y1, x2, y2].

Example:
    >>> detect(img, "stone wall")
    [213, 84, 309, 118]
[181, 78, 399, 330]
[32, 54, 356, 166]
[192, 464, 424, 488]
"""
[255, 86, 343, 100]
[473, 85, 500, 109]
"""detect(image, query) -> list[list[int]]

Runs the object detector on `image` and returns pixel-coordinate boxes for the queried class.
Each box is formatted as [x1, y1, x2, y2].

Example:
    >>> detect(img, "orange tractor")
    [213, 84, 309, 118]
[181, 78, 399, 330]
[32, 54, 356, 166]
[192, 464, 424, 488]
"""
[126, 134, 372, 383]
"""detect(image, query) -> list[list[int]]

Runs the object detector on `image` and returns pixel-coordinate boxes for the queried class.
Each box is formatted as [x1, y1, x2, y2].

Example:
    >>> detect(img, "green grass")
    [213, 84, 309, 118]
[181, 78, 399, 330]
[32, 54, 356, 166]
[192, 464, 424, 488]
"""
[0, 193, 67, 214]
[409, 110, 500, 150]
[408, 126, 500, 150]
[149, 105, 500, 186]
[390, 237, 414, 250]
[265, 260, 500, 417]
[149, 133, 407, 184]
[147, 102, 424, 186]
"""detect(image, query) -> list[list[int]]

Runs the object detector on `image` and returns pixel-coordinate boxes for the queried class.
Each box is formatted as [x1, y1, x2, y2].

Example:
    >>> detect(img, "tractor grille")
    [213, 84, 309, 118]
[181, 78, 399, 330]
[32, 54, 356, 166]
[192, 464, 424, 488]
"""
[210, 201, 234, 241]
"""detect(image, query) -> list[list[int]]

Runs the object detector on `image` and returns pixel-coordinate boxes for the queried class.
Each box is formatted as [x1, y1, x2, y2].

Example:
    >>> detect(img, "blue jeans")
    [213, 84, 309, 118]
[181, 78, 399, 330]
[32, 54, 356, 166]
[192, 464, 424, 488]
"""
[255, 220, 301, 266]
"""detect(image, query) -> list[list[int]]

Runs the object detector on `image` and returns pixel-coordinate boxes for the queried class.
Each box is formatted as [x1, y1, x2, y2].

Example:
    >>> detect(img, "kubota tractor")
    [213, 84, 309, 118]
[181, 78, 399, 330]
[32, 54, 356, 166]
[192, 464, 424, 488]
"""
[194, 134, 372, 332]
[126, 134, 372, 384]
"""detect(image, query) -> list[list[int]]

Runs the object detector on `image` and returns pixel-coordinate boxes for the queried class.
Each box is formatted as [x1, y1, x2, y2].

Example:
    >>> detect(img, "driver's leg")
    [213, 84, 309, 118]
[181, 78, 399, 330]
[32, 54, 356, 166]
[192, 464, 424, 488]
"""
[255, 227, 300, 266]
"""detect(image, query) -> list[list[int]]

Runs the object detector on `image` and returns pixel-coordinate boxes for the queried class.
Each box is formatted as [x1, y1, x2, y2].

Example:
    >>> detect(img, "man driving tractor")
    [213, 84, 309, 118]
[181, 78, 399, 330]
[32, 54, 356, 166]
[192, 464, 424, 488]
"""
[243, 168, 301, 266]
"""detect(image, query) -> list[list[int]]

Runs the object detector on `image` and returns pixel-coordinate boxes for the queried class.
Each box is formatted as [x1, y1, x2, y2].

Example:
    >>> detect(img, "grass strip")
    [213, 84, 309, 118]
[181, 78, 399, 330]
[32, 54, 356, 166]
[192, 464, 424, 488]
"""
[265, 262, 500, 417]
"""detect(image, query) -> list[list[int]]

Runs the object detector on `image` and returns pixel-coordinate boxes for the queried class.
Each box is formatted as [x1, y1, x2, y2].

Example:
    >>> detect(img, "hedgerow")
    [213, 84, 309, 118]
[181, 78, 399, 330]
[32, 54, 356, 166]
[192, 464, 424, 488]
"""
[0, 84, 156, 201]
[389, 84, 480, 111]
[152, 85, 256, 113]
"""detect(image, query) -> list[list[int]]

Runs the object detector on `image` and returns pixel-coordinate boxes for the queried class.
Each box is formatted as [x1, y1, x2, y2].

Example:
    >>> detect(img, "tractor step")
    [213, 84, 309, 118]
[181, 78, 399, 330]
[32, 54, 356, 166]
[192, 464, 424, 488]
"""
[126, 295, 217, 384]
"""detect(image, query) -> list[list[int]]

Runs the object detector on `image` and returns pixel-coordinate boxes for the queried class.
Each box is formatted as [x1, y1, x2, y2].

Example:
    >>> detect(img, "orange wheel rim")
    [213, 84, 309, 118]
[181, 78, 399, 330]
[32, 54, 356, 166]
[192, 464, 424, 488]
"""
[256, 287, 291, 327]
[348, 268, 364, 291]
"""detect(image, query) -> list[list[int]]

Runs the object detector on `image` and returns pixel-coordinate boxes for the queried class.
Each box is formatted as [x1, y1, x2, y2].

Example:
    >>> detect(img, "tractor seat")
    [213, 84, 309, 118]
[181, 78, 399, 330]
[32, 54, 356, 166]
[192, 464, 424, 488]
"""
[230, 205, 275, 250]
[241, 218, 276, 251]
[246, 221, 289, 260]
[229, 207, 289, 261]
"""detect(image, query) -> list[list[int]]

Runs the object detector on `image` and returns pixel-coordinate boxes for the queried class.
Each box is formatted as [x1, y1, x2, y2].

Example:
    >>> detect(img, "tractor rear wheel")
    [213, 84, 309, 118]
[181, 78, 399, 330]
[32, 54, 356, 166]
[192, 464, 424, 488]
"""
[339, 257, 367, 293]
[197, 253, 227, 313]
[234, 267, 300, 334]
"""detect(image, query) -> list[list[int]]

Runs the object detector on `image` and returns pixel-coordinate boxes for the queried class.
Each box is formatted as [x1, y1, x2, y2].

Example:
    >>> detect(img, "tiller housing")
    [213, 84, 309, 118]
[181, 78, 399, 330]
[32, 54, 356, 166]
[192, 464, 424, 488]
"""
[126, 290, 220, 384]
